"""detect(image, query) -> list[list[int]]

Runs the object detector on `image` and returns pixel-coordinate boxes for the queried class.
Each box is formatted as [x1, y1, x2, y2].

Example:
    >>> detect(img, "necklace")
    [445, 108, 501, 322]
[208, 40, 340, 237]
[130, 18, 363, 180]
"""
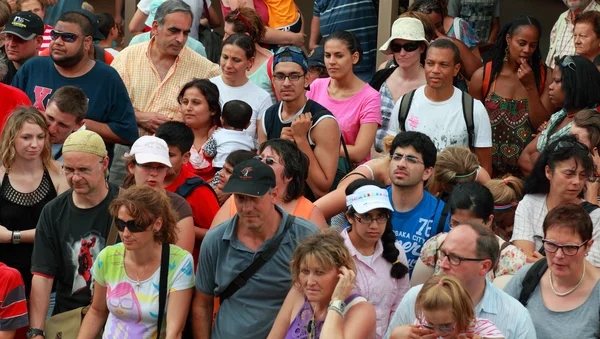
[307, 304, 326, 339]
[549, 263, 586, 296]
[135, 265, 150, 289]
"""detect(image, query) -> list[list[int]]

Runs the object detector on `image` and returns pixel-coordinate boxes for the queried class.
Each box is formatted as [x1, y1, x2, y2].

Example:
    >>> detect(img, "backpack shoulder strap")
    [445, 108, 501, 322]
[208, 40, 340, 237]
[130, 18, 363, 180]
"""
[461, 91, 475, 149]
[369, 67, 396, 92]
[398, 89, 417, 132]
[580, 201, 600, 214]
[436, 200, 450, 235]
[482, 61, 493, 98]
[518, 260, 548, 307]
[176, 177, 218, 201]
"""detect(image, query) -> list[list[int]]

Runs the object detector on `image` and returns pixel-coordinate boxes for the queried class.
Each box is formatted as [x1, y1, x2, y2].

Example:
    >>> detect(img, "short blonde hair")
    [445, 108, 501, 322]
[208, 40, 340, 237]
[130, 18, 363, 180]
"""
[432, 146, 479, 189]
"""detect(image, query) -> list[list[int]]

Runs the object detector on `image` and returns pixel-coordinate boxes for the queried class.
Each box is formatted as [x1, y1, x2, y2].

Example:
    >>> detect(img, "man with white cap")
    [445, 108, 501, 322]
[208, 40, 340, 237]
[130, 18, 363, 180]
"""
[0, 11, 44, 84]
[28, 130, 120, 339]
[125, 135, 195, 255]
[192, 158, 319, 339]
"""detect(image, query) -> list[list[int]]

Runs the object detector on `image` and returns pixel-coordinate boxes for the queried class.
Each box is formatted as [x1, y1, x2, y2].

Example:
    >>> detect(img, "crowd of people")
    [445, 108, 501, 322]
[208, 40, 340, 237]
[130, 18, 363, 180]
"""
[1, 0, 600, 338]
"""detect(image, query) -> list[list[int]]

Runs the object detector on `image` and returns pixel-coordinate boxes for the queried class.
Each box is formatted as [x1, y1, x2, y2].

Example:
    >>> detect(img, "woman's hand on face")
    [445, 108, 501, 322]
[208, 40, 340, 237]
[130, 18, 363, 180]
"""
[517, 58, 536, 91]
[331, 266, 355, 302]
[591, 147, 600, 170]
[389, 325, 436, 339]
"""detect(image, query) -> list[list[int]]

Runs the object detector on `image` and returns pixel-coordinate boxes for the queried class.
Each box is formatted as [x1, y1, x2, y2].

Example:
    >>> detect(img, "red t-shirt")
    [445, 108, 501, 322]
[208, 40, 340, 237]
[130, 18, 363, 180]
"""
[165, 166, 219, 264]
[0, 263, 28, 332]
[0, 83, 32, 130]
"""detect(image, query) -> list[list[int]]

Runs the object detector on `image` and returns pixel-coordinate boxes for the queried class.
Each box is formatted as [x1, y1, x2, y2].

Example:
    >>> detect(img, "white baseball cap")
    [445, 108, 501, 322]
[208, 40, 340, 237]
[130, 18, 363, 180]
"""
[126, 136, 172, 167]
[346, 185, 393, 214]
[379, 17, 429, 55]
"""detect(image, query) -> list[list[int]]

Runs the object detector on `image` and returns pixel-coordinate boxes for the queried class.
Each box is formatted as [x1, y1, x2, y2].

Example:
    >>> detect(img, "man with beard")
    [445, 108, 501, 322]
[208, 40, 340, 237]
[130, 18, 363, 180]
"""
[108, 0, 221, 186]
[10, 11, 139, 161]
[385, 131, 450, 273]
[547, 0, 600, 68]
[0, 11, 44, 85]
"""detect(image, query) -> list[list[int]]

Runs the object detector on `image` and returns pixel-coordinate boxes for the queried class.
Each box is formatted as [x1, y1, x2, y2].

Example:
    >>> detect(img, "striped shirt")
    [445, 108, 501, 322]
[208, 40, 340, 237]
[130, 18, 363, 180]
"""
[40, 24, 53, 53]
[111, 38, 221, 135]
[384, 280, 537, 339]
[313, 0, 378, 74]
[0, 263, 28, 331]
[546, 1, 600, 68]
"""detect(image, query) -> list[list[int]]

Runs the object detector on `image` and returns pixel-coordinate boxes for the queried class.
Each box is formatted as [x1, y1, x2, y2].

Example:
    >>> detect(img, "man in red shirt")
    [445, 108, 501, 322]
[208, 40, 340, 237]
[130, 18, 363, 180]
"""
[155, 121, 219, 263]
[0, 82, 32, 131]
[0, 262, 28, 338]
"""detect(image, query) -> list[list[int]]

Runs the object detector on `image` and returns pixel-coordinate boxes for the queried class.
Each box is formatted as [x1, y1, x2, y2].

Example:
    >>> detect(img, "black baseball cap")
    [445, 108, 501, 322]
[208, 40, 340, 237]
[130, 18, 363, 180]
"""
[308, 45, 325, 68]
[64, 9, 105, 41]
[223, 159, 276, 197]
[1, 11, 44, 40]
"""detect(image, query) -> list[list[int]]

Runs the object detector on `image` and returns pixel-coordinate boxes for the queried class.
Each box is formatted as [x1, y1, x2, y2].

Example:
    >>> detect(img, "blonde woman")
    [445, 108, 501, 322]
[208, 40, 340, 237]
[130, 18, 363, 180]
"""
[0, 106, 68, 295]
[484, 176, 524, 242]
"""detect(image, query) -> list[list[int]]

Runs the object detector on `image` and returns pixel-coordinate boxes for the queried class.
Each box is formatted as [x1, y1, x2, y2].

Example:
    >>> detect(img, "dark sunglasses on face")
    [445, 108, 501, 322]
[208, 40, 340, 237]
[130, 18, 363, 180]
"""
[50, 30, 83, 43]
[115, 218, 149, 233]
[254, 155, 276, 165]
[390, 41, 421, 53]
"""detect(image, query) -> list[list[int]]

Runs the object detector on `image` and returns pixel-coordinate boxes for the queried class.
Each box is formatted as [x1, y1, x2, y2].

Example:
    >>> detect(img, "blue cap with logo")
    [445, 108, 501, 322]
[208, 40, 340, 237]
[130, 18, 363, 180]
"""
[273, 46, 309, 73]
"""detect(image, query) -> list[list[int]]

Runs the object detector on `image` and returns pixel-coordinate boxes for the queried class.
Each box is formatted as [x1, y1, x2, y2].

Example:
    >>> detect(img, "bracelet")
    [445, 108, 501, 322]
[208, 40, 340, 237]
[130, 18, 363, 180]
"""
[12, 230, 20, 245]
[328, 305, 344, 318]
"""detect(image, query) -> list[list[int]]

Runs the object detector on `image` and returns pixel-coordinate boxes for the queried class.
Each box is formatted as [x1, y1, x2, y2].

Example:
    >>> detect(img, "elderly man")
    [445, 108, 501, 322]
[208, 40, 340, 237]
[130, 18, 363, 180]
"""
[192, 158, 319, 339]
[1, 11, 44, 84]
[27, 130, 121, 339]
[384, 223, 536, 339]
[547, 0, 600, 68]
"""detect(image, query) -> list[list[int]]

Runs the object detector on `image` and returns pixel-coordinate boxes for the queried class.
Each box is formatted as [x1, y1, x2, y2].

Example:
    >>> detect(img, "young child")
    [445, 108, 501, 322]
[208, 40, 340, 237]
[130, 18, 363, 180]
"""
[96, 12, 121, 55]
[405, 275, 504, 339]
[203, 100, 256, 171]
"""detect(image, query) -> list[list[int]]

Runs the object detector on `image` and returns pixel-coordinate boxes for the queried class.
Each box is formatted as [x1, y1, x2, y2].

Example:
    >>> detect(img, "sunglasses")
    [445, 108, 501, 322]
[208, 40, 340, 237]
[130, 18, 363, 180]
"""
[390, 41, 421, 53]
[254, 155, 277, 166]
[115, 218, 149, 233]
[50, 30, 84, 43]
[552, 140, 589, 152]
[561, 55, 576, 71]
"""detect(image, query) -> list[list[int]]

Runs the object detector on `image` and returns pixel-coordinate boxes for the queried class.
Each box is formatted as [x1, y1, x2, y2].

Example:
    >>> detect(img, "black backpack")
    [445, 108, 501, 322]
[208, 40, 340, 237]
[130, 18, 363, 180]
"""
[175, 177, 218, 200]
[398, 89, 475, 148]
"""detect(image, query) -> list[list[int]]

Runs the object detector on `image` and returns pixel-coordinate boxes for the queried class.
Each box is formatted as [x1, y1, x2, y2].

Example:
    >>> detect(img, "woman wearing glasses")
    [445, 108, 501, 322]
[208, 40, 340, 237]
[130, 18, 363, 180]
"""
[77, 185, 195, 339]
[343, 179, 410, 339]
[0, 107, 68, 296]
[391, 275, 504, 339]
[504, 204, 600, 339]
[511, 135, 600, 265]
[518, 55, 600, 176]
[267, 230, 376, 339]
[411, 182, 525, 288]
[210, 33, 273, 139]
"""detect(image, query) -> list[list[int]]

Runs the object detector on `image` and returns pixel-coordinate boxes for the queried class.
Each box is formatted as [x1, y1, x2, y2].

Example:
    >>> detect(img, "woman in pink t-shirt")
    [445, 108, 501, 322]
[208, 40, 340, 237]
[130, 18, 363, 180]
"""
[307, 30, 381, 165]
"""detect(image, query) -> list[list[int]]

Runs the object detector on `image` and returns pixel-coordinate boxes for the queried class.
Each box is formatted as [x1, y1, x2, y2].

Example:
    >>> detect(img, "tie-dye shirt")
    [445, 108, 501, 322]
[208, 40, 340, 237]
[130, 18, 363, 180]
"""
[92, 243, 195, 339]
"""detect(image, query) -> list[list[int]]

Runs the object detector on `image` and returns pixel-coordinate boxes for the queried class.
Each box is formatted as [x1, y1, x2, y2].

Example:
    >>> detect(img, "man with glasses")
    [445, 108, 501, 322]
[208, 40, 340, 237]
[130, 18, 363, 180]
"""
[386, 39, 492, 174]
[27, 130, 121, 339]
[258, 46, 340, 200]
[10, 10, 139, 162]
[385, 222, 536, 339]
[0, 11, 44, 85]
[192, 158, 319, 339]
[385, 131, 450, 273]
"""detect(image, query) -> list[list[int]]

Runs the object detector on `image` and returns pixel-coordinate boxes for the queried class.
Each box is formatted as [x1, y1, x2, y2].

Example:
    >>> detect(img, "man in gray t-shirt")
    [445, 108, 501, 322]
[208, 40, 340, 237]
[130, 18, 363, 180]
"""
[191, 159, 319, 339]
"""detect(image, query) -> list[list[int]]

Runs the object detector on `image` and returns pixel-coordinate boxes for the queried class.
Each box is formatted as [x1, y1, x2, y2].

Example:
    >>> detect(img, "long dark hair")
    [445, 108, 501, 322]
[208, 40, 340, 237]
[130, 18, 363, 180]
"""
[345, 179, 409, 280]
[258, 139, 308, 203]
[486, 15, 543, 98]
[554, 55, 600, 111]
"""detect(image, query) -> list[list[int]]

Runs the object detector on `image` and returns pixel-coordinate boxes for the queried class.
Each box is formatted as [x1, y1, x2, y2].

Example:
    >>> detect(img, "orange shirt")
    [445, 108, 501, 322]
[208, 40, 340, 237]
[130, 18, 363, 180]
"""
[229, 195, 314, 220]
[263, 0, 299, 29]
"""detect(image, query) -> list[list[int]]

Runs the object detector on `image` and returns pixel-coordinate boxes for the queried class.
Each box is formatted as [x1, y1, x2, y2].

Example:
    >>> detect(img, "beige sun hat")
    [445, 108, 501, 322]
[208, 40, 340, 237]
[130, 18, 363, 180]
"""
[379, 17, 429, 55]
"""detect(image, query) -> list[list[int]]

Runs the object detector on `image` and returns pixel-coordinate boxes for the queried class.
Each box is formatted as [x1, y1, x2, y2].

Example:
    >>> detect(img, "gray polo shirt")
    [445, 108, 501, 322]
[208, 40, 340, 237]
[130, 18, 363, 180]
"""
[196, 205, 319, 339]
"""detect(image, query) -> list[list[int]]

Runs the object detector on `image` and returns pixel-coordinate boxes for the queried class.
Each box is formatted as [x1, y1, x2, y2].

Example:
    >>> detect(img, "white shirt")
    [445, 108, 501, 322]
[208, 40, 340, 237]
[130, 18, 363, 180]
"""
[138, 0, 211, 40]
[386, 85, 492, 152]
[210, 76, 273, 139]
[208, 128, 255, 167]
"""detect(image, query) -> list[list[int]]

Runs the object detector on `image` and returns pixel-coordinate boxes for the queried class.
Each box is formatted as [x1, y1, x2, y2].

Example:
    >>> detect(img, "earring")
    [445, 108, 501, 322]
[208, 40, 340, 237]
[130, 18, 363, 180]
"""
[503, 46, 509, 62]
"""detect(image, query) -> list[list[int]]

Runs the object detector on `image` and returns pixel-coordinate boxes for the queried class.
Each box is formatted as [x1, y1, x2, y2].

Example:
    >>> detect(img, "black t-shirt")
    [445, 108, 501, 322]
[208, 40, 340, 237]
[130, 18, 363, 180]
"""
[0, 46, 18, 85]
[31, 183, 120, 315]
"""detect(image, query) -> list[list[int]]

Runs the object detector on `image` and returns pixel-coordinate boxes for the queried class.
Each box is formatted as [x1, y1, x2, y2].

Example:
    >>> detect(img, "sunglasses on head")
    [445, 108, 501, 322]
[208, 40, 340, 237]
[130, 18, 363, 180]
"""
[390, 41, 421, 53]
[115, 218, 149, 233]
[50, 30, 84, 43]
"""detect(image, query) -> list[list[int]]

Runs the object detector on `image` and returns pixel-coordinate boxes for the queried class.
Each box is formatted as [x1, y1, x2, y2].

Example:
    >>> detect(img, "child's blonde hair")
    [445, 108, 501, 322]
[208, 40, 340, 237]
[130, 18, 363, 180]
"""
[415, 275, 475, 334]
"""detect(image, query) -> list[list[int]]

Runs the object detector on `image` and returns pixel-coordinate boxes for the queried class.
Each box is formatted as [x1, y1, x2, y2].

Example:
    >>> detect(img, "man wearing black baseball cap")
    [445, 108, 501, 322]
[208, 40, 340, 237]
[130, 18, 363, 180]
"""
[0, 11, 44, 84]
[192, 158, 319, 339]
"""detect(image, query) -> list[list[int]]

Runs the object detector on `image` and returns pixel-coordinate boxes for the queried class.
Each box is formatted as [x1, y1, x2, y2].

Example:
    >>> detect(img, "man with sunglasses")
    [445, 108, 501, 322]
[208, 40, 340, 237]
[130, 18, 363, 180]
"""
[0, 11, 44, 85]
[258, 46, 340, 200]
[10, 10, 139, 163]
[192, 159, 319, 339]
[385, 222, 536, 339]
[28, 130, 121, 339]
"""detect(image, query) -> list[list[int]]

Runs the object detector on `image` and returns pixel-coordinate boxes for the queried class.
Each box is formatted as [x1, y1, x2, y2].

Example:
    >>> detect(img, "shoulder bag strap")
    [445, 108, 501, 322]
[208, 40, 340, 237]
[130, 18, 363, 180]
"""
[219, 215, 296, 303]
[398, 89, 417, 132]
[157, 243, 170, 334]
[482, 62, 493, 98]
[518, 259, 548, 307]
[435, 201, 450, 235]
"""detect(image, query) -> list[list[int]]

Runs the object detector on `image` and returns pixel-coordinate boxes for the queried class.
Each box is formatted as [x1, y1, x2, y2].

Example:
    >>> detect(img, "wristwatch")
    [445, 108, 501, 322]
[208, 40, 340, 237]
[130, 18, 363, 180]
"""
[328, 300, 346, 317]
[12, 230, 20, 245]
[26, 328, 45, 339]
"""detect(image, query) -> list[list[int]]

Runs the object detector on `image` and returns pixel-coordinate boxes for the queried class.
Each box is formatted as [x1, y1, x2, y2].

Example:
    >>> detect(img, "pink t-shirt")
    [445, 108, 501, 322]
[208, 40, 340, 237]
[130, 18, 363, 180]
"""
[307, 78, 381, 163]
[415, 317, 504, 338]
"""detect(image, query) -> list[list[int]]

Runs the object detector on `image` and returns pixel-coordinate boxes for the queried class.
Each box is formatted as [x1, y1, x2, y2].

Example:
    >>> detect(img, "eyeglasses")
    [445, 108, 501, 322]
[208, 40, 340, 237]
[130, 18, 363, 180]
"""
[63, 161, 103, 176]
[273, 73, 305, 82]
[542, 239, 589, 256]
[552, 140, 589, 152]
[353, 213, 390, 225]
[50, 30, 84, 43]
[561, 56, 576, 71]
[390, 153, 424, 165]
[254, 155, 277, 166]
[390, 41, 421, 53]
[437, 249, 486, 266]
[419, 319, 455, 333]
[136, 163, 169, 172]
[114, 217, 149, 233]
